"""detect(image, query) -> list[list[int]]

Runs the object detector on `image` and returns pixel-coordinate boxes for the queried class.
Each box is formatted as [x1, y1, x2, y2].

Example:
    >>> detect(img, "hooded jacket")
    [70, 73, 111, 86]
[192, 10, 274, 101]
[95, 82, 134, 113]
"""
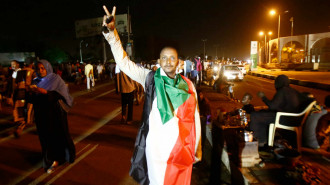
[262, 74, 303, 113]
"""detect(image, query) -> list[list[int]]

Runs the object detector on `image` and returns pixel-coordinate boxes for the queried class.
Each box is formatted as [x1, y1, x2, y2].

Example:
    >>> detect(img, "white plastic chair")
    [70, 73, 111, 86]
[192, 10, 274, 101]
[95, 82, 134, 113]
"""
[268, 101, 316, 152]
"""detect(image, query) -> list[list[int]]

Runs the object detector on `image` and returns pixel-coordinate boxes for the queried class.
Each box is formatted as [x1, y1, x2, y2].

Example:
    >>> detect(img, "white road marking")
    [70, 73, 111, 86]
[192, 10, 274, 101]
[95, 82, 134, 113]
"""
[11, 144, 91, 185]
[44, 145, 98, 185]
[0, 126, 35, 143]
[71, 82, 113, 98]
[73, 106, 121, 144]
[9, 106, 121, 185]
[83, 89, 115, 103]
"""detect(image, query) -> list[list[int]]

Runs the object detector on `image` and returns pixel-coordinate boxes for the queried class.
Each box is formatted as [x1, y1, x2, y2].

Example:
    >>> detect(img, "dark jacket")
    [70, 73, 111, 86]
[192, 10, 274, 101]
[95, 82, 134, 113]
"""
[129, 71, 155, 185]
[116, 71, 136, 93]
[262, 75, 304, 113]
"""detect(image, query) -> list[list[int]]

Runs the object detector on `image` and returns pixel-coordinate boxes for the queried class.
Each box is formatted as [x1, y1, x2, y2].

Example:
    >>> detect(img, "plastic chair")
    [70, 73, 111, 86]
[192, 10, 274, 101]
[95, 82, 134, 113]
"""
[268, 101, 316, 152]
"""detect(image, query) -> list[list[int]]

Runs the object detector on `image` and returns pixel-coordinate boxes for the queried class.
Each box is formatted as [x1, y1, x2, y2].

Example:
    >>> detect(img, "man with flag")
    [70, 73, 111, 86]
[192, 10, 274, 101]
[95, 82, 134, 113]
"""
[102, 5, 202, 185]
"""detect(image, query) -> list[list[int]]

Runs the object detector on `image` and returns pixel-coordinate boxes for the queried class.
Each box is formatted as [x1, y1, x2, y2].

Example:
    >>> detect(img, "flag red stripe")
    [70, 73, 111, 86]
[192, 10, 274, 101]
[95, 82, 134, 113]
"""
[163, 76, 196, 185]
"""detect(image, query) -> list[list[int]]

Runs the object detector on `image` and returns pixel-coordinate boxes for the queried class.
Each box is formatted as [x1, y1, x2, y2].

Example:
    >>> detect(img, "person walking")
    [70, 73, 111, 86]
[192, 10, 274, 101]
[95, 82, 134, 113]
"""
[102, 6, 201, 185]
[28, 60, 75, 173]
[84, 61, 95, 91]
[13, 60, 36, 137]
[195, 56, 202, 86]
[115, 65, 136, 124]
[184, 57, 192, 78]
[96, 62, 104, 81]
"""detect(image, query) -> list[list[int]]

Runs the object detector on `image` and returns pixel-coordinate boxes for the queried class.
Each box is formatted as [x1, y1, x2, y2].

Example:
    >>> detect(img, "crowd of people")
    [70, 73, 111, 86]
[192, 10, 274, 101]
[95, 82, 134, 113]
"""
[0, 4, 328, 185]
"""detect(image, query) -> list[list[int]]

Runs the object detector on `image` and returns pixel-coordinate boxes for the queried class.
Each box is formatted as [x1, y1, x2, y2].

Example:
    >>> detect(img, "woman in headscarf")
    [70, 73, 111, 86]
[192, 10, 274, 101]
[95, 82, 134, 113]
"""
[29, 60, 75, 173]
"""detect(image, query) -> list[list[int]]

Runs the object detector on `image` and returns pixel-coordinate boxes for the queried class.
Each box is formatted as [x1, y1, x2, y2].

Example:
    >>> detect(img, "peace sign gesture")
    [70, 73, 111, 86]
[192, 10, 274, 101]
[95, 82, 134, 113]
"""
[102, 5, 116, 31]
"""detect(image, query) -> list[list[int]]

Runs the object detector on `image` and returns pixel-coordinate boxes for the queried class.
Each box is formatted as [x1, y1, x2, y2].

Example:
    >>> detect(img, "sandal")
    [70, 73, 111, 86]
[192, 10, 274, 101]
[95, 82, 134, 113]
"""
[47, 161, 59, 174]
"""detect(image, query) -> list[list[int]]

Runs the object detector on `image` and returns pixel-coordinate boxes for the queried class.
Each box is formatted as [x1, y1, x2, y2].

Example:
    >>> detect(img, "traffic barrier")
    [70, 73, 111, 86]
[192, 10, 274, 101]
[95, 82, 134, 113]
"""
[248, 72, 328, 91]
[289, 79, 299, 85]
[316, 83, 330, 91]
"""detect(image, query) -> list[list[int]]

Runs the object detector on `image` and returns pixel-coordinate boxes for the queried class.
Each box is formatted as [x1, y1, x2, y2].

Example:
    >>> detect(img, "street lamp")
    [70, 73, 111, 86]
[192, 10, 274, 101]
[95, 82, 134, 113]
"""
[80, 40, 88, 63]
[201, 39, 207, 61]
[270, 9, 289, 64]
[259, 31, 273, 63]
[259, 31, 266, 64]
[214, 44, 219, 60]
[201, 39, 207, 84]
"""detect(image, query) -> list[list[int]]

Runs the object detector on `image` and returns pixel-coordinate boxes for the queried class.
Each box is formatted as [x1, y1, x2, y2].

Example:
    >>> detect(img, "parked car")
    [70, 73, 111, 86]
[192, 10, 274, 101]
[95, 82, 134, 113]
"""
[237, 65, 247, 75]
[219, 65, 244, 81]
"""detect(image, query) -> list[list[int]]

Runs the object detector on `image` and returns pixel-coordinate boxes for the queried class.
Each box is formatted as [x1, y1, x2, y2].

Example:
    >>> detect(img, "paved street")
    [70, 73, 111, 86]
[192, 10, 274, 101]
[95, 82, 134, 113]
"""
[0, 72, 329, 185]
[233, 75, 329, 107]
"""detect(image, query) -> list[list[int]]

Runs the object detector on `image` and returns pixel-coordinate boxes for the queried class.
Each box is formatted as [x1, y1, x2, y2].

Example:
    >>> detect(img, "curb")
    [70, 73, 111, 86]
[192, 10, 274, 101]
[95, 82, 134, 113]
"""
[247, 72, 330, 91]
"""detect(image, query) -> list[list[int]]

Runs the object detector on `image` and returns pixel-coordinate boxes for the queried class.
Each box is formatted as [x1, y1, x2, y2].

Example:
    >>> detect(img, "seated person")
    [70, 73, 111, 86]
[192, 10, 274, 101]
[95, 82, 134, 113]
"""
[241, 93, 255, 114]
[228, 92, 255, 116]
[302, 93, 327, 149]
[250, 75, 306, 148]
[316, 95, 330, 154]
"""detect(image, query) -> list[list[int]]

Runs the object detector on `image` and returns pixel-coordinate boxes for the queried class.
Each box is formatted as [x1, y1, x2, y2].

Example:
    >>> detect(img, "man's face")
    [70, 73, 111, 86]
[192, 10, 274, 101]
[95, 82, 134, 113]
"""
[11, 61, 18, 70]
[37, 63, 47, 78]
[159, 48, 179, 78]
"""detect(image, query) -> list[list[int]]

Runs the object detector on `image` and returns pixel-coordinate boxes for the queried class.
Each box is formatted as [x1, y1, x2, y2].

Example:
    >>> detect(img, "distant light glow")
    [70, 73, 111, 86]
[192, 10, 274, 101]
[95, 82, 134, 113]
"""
[268, 31, 273, 35]
[259, 31, 264, 36]
[270, 10, 276, 16]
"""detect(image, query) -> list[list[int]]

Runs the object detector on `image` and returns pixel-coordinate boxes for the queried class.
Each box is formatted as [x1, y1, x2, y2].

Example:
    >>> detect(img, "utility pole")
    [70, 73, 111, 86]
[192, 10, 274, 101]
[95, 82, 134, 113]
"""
[277, 14, 281, 64]
[80, 40, 83, 63]
[214, 44, 219, 60]
[290, 17, 294, 47]
[201, 39, 207, 86]
[201, 39, 207, 61]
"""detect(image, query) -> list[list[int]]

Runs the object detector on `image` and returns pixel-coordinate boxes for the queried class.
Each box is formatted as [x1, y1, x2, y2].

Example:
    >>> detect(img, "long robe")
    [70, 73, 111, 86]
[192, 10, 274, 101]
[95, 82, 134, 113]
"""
[104, 29, 201, 185]
[31, 60, 75, 170]
[32, 90, 75, 170]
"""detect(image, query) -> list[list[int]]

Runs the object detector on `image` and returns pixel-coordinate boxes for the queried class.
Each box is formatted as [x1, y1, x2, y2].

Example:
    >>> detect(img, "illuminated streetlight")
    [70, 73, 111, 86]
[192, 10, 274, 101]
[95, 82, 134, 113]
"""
[270, 9, 289, 64]
[269, 9, 276, 16]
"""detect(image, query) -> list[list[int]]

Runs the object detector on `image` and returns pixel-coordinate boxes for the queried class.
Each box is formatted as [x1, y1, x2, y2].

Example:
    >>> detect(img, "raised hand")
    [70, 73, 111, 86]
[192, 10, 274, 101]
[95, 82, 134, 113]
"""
[102, 5, 116, 31]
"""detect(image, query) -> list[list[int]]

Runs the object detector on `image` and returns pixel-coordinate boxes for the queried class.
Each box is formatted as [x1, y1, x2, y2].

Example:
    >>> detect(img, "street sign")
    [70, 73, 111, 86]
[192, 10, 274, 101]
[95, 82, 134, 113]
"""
[250, 41, 258, 71]
[75, 14, 128, 38]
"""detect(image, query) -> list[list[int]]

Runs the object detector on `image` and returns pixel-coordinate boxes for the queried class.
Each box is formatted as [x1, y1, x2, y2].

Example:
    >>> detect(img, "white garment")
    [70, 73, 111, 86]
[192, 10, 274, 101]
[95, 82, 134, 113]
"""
[85, 64, 94, 89]
[12, 69, 21, 79]
[85, 64, 93, 77]
[86, 76, 95, 90]
[97, 65, 104, 74]
[103, 29, 201, 184]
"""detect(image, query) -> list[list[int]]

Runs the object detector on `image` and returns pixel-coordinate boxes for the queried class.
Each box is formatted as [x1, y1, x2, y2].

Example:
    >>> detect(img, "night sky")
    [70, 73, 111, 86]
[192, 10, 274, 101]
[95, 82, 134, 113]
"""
[1, 0, 329, 61]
